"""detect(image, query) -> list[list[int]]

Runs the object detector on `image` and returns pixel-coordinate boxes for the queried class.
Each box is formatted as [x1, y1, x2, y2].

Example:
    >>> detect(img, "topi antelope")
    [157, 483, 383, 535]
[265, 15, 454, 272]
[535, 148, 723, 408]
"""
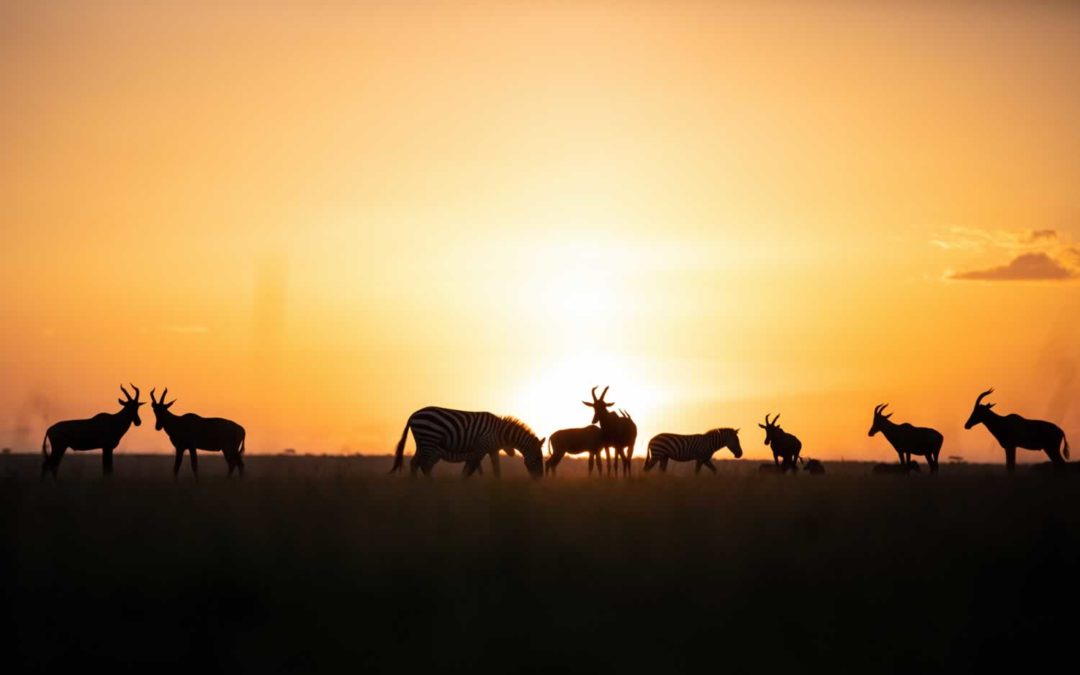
[41, 384, 144, 478]
[546, 424, 606, 476]
[759, 413, 802, 472]
[964, 388, 1069, 473]
[583, 386, 638, 476]
[868, 404, 944, 472]
[150, 388, 246, 478]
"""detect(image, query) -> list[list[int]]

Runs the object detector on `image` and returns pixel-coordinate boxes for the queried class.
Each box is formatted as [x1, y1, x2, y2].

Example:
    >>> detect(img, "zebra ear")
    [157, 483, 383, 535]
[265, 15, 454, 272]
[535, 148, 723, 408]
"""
[735, 428, 740, 434]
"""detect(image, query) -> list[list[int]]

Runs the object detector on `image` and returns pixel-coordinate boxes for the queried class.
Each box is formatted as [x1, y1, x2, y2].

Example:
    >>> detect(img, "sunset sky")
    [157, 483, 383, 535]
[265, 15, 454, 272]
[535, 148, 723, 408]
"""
[2, 1, 1078, 462]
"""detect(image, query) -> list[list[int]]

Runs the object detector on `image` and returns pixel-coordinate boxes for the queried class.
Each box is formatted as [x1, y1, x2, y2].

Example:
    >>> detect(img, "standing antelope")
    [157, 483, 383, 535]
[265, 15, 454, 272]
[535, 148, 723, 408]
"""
[41, 384, 144, 478]
[150, 388, 246, 478]
[964, 388, 1069, 473]
[546, 424, 606, 476]
[391, 406, 545, 478]
[759, 413, 802, 471]
[868, 403, 944, 472]
[583, 386, 638, 475]
[643, 428, 743, 474]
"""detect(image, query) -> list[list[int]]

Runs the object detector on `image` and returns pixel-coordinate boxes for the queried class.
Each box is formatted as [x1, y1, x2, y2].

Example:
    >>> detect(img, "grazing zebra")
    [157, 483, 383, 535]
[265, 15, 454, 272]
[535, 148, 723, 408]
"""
[41, 384, 144, 478]
[759, 413, 802, 472]
[391, 406, 545, 478]
[546, 424, 606, 476]
[643, 428, 743, 474]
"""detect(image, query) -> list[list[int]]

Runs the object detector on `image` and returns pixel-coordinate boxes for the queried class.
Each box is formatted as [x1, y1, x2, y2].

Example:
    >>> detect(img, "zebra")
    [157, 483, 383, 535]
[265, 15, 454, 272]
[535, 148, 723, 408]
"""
[643, 428, 743, 474]
[390, 406, 545, 478]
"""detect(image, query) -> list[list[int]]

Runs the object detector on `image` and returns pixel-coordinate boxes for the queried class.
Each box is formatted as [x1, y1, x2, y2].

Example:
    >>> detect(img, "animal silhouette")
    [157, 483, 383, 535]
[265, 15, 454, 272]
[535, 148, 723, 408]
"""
[868, 404, 944, 472]
[150, 388, 246, 478]
[643, 428, 742, 473]
[801, 457, 825, 475]
[758, 413, 802, 472]
[391, 406, 544, 478]
[964, 388, 1069, 472]
[583, 386, 637, 475]
[546, 424, 606, 476]
[41, 384, 144, 478]
[873, 461, 920, 474]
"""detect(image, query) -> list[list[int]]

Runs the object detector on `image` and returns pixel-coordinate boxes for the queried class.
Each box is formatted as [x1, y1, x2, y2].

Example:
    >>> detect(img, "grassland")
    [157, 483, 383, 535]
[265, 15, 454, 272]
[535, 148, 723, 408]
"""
[3, 454, 1079, 673]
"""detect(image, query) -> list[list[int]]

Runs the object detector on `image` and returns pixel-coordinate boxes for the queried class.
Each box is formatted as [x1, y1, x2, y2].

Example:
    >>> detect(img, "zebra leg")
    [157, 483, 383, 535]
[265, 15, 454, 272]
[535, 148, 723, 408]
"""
[703, 459, 717, 474]
[43, 445, 66, 479]
[489, 451, 501, 479]
[173, 448, 184, 477]
[659, 457, 669, 473]
[102, 447, 114, 476]
[188, 448, 199, 479]
[463, 459, 482, 478]
[1044, 444, 1065, 470]
[695, 460, 703, 475]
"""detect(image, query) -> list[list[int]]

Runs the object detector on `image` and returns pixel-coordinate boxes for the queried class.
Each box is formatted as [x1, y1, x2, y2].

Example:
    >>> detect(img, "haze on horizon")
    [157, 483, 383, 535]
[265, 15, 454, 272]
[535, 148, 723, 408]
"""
[2, 1, 1078, 462]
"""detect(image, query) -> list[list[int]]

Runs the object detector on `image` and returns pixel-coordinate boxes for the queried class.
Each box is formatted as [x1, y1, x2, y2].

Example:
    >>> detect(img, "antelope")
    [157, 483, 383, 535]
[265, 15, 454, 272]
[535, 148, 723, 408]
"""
[758, 413, 802, 472]
[964, 388, 1070, 473]
[583, 386, 638, 476]
[868, 404, 944, 472]
[41, 384, 144, 478]
[546, 424, 606, 476]
[150, 388, 246, 478]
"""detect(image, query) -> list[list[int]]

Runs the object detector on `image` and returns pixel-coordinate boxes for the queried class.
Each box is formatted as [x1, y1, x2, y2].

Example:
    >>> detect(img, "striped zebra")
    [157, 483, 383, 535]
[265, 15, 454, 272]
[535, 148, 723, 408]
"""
[390, 406, 545, 478]
[643, 428, 743, 474]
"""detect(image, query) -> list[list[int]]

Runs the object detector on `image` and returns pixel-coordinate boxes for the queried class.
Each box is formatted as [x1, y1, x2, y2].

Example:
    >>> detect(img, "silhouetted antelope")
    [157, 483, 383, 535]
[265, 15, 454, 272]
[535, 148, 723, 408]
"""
[150, 388, 246, 478]
[868, 403, 944, 472]
[964, 388, 1070, 473]
[583, 386, 637, 475]
[643, 428, 742, 474]
[41, 384, 144, 478]
[391, 406, 544, 478]
[546, 424, 606, 476]
[759, 413, 802, 471]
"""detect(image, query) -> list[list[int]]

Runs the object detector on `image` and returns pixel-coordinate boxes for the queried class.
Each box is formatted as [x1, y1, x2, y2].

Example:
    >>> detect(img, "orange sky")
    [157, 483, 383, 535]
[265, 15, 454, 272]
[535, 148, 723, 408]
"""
[2, 1, 1078, 462]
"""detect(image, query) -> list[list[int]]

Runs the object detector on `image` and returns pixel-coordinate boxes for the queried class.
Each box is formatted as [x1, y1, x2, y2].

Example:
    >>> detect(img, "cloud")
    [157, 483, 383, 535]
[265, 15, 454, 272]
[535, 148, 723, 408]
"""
[1024, 229, 1058, 243]
[949, 252, 1077, 281]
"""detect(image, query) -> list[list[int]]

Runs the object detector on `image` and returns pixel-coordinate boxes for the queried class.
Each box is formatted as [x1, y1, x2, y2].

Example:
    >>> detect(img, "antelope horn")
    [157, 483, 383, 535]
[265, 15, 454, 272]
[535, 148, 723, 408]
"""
[129, 383, 140, 401]
[120, 384, 132, 401]
[591, 386, 599, 403]
[975, 388, 994, 406]
[161, 387, 169, 404]
[150, 388, 157, 404]
[599, 386, 609, 401]
[773, 414, 780, 425]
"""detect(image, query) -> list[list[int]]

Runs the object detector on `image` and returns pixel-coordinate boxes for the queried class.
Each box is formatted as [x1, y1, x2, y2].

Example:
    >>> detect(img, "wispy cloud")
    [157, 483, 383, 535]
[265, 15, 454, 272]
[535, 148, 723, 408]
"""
[936, 227, 1078, 282]
[949, 252, 1076, 282]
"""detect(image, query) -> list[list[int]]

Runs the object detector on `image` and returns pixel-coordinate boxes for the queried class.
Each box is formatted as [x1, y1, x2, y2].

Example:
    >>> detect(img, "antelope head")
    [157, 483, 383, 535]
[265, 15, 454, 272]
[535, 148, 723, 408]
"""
[868, 403, 892, 437]
[149, 387, 177, 431]
[965, 388, 995, 430]
[582, 386, 614, 424]
[758, 413, 780, 446]
[118, 383, 145, 426]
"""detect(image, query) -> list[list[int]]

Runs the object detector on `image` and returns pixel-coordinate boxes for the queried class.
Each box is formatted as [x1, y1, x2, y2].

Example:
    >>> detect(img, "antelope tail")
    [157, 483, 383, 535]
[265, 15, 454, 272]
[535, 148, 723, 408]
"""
[41, 431, 49, 457]
[390, 420, 411, 473]
[1064, 434, 1070, 460]
[238, 431, 246, 456]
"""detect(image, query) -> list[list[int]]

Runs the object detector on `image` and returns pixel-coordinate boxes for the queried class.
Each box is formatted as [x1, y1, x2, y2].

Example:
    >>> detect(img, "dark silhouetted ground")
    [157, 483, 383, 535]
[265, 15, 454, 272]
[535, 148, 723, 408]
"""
[3, 454, 1078, 673]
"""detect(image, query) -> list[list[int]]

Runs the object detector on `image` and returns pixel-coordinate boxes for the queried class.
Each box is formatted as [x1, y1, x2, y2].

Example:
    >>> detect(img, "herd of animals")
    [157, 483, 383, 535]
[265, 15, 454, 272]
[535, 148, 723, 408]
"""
[36, 384, 1071, 479]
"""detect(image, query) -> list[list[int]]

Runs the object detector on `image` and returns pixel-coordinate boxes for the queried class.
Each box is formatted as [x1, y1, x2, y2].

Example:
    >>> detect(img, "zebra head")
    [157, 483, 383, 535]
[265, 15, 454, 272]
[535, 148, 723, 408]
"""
[501, 417, 545, 478]
[710, 428, 743, 458]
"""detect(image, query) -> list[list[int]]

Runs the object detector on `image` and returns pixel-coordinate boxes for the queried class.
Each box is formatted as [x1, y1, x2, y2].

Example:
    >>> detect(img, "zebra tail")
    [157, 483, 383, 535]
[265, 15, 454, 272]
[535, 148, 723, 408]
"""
[390, 420, 411, 473]
[238, 431, 246, 457]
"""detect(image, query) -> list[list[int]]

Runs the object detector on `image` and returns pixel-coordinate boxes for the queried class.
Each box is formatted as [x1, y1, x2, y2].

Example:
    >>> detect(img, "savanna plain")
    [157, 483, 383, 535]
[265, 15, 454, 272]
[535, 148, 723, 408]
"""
[3, 454, 1079, 673]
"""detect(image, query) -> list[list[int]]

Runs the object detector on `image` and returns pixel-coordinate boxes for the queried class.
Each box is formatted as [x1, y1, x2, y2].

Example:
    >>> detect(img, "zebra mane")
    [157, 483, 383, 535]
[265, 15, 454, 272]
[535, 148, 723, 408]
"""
[502, 416, 539, 441]
[707, 427, 738, 436]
